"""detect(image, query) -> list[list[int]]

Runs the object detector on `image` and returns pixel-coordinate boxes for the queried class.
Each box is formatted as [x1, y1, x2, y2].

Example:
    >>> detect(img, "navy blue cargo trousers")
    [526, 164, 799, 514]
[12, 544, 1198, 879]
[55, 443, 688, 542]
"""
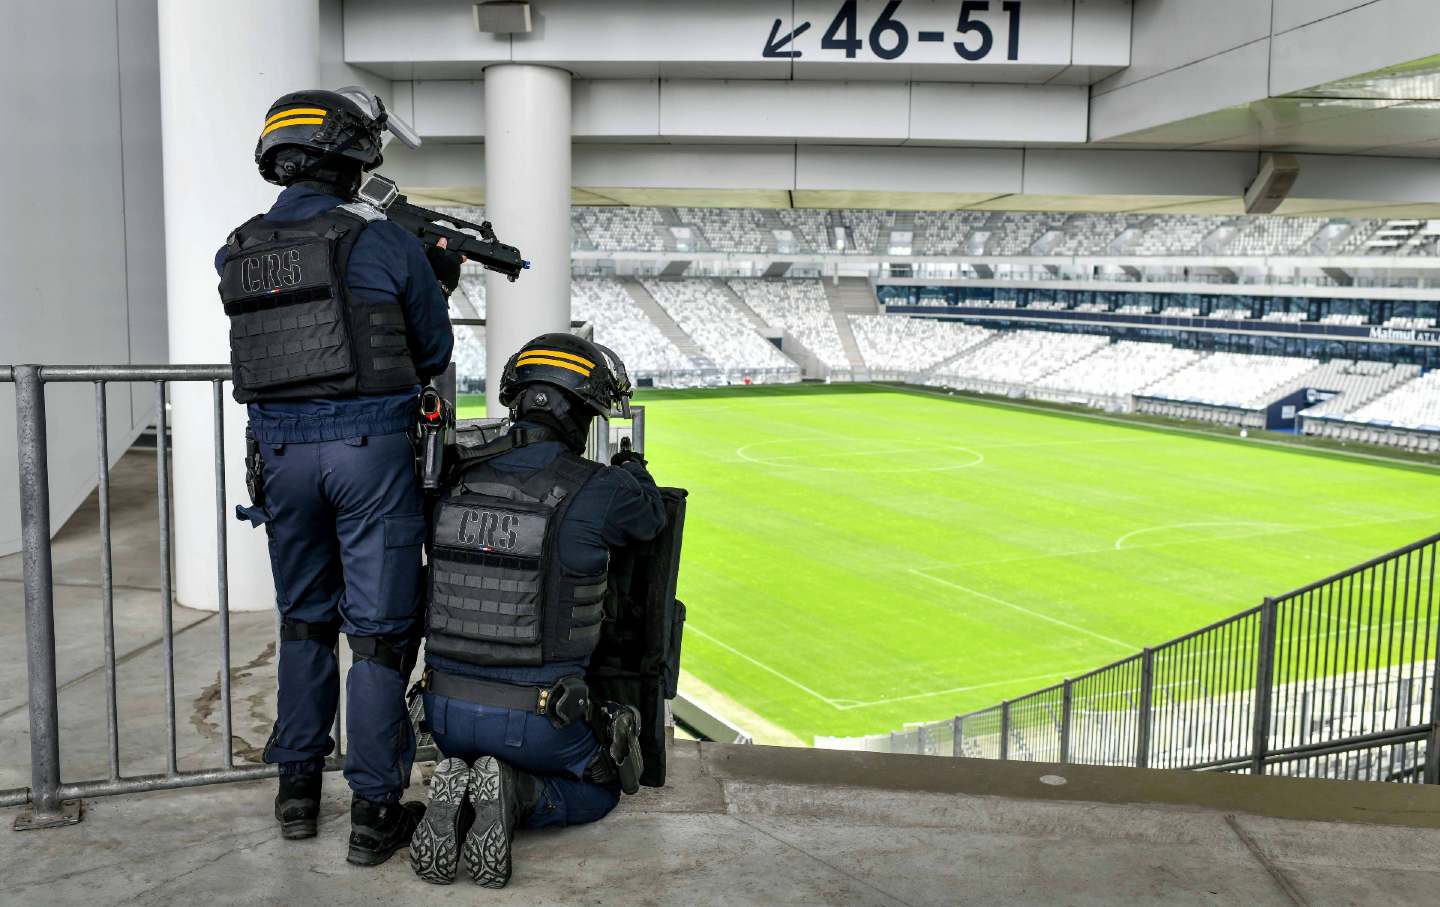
[243, 430, 426, 803]
[421, 690, 621, 828]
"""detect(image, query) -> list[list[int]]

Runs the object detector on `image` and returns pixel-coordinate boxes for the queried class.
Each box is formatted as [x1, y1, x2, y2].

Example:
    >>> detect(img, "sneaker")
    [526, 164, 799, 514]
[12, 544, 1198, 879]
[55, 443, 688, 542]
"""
[464, 757, 518, 888]
[410, 758, 472, 884]
[274, 771, 322, 840]
[347, 797, 426, 867]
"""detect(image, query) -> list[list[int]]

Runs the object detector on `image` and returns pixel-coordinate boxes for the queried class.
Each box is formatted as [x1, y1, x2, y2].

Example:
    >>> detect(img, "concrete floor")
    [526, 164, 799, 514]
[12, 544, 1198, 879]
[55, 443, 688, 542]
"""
[4, 450, 1440, 905]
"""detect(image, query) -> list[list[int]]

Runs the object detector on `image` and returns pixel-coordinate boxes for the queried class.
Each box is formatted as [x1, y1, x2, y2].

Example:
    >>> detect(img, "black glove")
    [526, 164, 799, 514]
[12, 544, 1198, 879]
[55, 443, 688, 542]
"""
[425, 244, 464, 297]
[611, 449, 647, 468]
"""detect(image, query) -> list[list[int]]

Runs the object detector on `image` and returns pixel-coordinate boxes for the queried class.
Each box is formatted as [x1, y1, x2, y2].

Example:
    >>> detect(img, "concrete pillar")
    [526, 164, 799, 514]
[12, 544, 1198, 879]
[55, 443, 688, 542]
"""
[482, 65, 572, 417]
[157, 0, 320, 612]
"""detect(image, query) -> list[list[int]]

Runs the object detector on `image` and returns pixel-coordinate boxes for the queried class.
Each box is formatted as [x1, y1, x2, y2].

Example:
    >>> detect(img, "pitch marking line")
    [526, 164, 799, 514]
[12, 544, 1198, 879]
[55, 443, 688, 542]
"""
[685, 624, 842, 708]
[910, 568, 1138, 651]
[687, 624, 1095, 712]
[734, 439, 985, 473]
[921, 513, 1436, 574]
[836, 667, 1095, 710]
[1113, 521, 1290, 550]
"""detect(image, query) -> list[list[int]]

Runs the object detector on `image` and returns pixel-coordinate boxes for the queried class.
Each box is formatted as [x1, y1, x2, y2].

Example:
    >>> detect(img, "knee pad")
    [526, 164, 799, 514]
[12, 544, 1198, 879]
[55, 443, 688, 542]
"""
[279, 617, 342, 649]
[347, 633, 421, 677]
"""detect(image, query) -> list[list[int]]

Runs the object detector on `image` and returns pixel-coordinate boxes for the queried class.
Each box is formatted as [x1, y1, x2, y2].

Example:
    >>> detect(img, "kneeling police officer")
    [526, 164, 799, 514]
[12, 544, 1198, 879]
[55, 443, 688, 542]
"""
[408, 334, 667, 887]
[217, 88, 463, 864]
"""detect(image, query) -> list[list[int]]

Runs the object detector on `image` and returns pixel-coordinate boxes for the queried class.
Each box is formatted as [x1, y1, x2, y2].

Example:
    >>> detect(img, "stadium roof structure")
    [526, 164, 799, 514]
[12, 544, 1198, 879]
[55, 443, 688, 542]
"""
[350, 1, 1440, 218]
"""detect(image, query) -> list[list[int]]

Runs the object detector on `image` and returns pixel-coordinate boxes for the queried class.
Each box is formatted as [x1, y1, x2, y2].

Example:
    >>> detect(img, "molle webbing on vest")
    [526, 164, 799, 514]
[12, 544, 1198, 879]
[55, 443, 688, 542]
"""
[425, 451, 607, 668]
[218, 208, 419, 403]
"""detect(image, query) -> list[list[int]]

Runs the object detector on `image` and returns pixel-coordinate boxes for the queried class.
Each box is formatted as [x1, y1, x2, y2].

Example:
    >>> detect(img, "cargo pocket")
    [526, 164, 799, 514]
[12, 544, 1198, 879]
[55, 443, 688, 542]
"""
[379, 513, 428, 620]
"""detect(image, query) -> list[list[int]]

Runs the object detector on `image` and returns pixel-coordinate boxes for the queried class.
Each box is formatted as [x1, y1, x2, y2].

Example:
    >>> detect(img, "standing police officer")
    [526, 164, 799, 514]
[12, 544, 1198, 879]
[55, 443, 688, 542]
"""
[216, 89, 462, 866]
[407, 334, 666, 888]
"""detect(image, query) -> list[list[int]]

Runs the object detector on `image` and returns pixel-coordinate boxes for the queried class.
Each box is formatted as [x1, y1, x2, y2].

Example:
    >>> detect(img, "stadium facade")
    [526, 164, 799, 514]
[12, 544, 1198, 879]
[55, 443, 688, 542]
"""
[8, 0, 1440, 593]
[5, 5, 1440, 899]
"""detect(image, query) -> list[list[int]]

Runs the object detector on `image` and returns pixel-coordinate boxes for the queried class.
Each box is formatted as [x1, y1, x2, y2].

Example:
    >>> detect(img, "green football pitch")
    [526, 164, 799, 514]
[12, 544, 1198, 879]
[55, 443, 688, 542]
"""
[458, 384, 1440, 743]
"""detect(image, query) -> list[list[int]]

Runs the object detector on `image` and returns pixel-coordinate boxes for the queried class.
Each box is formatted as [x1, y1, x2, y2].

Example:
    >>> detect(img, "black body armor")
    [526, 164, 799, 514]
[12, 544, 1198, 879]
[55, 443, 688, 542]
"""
[426, 451, 608, 666]
[218, 208, 419, 403]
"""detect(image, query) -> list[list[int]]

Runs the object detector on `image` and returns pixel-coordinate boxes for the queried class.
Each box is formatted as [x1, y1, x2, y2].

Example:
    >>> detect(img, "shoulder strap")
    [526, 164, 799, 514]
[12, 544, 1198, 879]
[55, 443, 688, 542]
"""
[225, 213, 272, 254]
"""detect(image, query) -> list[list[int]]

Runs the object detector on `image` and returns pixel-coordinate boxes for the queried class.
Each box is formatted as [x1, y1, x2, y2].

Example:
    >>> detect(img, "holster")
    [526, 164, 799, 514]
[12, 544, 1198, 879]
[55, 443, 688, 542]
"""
[243, 426, 266, 509]
[587, 701, 643, 795]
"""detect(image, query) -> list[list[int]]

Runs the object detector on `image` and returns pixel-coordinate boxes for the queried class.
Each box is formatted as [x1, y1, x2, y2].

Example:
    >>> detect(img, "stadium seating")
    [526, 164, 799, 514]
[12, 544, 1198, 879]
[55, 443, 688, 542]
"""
[1226, 218, 1327, 256]
[1345, 370, 1440, 431]
[1321, 312, 1366, 325]
[451, 325, 486, 391]
[930, 330, 1111, 389]
[641, 278, 800, 381]
[848, 315, 989, 375]
[457, 276, 486, 318]
[1033, 341, 1202, 401]
[575, 206, 665, 251]
[728, 279, 850, 370]
[1141, 353, 1319, 409]
[774, 208, 831, 253]
[1384, 315, 1437, 329]
[431, 203, 1426, 259]
[913, 211, 988, 256]
[1124, 215, 1215, 256]
[678, 207, 773, 253]
[1293, 361, 1421, 418]
[571, 277, 697, 379]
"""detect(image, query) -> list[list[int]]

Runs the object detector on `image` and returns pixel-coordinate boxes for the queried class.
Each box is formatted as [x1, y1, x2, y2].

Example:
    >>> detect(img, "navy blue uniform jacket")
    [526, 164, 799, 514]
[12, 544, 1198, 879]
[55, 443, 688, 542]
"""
[215, 184, 453, 443]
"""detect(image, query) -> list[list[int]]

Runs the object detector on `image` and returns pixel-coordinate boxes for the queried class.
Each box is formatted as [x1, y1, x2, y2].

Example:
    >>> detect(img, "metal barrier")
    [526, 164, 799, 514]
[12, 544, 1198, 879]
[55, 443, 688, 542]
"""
[823, 532, 1440, 783]
[0, 364, 329, 829]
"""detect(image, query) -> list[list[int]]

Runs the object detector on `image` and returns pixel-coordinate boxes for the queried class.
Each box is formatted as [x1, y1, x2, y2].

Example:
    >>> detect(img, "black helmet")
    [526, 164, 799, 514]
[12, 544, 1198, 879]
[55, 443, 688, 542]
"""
[255, 88, 386, 185]
[499, 333, 633, 420]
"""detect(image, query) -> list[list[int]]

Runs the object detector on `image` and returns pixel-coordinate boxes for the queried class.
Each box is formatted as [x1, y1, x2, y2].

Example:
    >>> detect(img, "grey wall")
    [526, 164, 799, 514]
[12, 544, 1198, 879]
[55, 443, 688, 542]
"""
[0, 0, 166, 555]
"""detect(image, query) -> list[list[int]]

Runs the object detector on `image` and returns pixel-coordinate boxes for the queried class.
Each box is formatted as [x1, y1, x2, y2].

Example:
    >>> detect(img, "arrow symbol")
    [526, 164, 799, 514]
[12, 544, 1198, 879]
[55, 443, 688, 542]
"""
[762, 18, 811, 58]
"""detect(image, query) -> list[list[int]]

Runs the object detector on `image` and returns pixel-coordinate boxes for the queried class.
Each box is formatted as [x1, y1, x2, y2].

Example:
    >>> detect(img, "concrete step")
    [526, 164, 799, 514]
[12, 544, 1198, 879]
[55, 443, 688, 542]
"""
[621, 278, 712, 368]
[822, 277, 877, 370]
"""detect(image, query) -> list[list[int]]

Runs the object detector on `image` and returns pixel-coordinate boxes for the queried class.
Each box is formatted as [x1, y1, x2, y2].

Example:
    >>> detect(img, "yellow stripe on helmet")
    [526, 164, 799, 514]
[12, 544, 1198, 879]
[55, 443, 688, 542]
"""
[516, 356, 592, 377]
[520, 348, 596, 369]
[264, 107, 328, 126]
[261, 116, 325, 138]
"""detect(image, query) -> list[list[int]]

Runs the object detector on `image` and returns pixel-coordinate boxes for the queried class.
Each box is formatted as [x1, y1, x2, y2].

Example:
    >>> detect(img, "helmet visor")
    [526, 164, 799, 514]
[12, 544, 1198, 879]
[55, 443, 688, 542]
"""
[335, 85, 421, 150]
[593, 343, 633, 419]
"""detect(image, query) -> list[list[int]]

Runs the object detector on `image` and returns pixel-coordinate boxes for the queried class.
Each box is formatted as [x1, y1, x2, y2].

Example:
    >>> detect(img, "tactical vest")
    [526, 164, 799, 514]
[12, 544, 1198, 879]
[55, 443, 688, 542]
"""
[217, 207, 419, 403]
[427, 449, 608, 667]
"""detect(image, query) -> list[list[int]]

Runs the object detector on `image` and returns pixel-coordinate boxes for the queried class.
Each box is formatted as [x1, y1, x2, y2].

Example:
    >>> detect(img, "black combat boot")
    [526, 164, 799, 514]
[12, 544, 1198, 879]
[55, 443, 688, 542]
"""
[347, 796, 427, 867]
[463, 756, 542, 888]
[274, 771, 323, 840]
[410, 758, 474, 884]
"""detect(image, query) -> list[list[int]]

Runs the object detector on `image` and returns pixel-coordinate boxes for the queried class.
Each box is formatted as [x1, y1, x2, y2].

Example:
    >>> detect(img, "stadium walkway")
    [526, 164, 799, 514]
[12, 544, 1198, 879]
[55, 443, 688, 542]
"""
[5, 453, 1440, 905]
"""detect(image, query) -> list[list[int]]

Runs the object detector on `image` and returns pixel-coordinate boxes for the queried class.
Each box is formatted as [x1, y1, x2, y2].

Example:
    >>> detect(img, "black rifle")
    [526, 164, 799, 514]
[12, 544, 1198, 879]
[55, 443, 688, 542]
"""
[356, 174, 529, 282]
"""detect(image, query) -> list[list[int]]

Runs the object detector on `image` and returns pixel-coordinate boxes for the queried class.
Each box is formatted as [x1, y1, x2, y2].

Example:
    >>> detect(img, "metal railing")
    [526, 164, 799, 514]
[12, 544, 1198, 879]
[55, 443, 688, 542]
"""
[0, 364, 317, 829]
[822, 532, 1440, 783]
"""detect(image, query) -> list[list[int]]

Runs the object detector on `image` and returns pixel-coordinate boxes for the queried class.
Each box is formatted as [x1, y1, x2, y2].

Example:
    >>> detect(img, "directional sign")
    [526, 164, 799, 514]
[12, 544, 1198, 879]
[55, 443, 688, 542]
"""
[768, 0, 1077, 67]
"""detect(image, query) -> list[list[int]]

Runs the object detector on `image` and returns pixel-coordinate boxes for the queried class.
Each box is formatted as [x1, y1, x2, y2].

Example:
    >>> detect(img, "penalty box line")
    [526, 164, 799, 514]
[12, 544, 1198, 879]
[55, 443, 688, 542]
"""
[688, 624, 1104, 712]
[910, 568, 1138, 651]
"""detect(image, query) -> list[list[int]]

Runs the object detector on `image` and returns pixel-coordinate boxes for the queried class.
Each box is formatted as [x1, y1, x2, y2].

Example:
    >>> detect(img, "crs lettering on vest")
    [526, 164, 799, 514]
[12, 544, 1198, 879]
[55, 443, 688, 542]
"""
[240, 249, 303, 294]
[436, 502, 546, 558]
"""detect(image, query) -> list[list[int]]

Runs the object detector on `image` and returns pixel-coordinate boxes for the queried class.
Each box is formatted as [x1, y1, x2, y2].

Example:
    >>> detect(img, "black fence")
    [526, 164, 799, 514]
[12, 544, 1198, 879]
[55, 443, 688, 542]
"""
[827, 531, 1440, 784]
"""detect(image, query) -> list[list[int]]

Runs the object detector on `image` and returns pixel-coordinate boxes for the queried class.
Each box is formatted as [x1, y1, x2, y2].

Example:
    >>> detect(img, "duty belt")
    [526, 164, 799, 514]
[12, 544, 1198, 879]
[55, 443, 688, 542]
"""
[424, 669, 590, 729]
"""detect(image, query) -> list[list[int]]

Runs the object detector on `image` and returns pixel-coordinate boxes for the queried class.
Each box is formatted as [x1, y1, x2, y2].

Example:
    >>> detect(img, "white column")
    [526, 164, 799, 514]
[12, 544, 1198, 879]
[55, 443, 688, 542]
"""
[158, 0, 320, 612]
[482, 65, 573, 417]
